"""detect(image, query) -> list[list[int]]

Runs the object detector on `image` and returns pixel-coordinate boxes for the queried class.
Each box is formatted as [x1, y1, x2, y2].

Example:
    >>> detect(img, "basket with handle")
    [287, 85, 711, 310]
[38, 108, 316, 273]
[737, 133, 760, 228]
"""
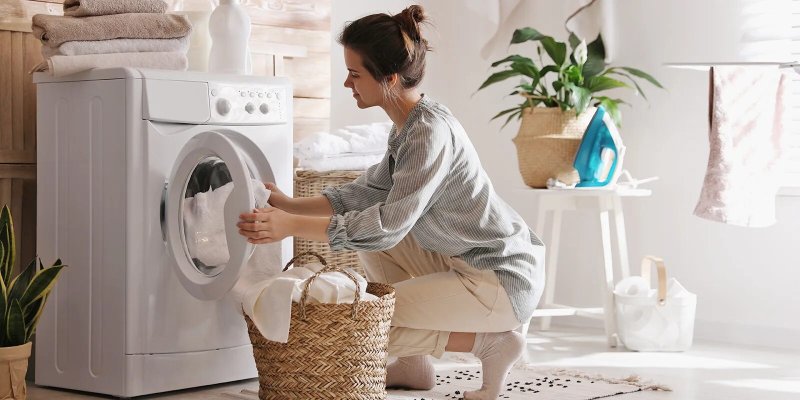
[245, 251, 395, 399]
[293, 169, 366, 276]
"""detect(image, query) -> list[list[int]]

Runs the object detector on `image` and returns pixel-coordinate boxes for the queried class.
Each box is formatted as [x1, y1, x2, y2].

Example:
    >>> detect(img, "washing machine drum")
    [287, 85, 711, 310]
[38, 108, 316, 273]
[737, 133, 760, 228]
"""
[164, 130, 274, 300]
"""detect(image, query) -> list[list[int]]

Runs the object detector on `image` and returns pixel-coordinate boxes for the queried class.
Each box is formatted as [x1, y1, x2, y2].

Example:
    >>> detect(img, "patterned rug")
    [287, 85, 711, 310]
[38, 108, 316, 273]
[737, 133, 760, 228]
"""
[223, 361, 669, 400]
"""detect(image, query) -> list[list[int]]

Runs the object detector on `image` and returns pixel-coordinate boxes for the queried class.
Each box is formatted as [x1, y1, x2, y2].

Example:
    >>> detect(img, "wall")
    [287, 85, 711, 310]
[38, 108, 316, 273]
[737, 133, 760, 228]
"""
[330, 0, 800, 349]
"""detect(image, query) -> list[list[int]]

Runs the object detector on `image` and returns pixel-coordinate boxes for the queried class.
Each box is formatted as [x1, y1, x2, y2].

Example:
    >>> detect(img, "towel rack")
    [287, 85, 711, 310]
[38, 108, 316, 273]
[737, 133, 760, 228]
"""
[663, 61, 800, 71]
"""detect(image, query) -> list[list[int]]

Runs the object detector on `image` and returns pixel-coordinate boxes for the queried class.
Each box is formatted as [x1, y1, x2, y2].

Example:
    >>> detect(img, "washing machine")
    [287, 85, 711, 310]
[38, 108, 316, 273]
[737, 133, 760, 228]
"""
[33, 68, 293, 397]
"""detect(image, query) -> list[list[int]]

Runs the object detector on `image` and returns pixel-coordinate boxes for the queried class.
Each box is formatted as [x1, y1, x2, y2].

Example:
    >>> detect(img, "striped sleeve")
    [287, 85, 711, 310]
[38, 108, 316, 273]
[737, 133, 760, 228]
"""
[326, 120, 453, 251]
[321, 154, 392, 214]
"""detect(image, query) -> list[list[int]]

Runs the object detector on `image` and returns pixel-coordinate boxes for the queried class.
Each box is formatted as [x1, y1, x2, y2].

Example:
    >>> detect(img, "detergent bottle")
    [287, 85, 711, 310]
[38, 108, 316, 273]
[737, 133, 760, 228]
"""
[169, 0, 216, 72]
[208, 0, 252, 74]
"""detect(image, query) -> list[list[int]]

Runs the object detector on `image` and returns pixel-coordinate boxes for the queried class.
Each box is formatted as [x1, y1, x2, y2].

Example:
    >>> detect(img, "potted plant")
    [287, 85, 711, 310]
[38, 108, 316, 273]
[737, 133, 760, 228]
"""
[477, 28, 663, 188]
[0, 205, 64, 400]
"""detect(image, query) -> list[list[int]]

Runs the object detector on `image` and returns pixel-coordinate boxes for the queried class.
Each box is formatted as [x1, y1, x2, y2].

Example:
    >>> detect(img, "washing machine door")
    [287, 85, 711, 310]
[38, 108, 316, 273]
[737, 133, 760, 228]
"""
[165, 131, 259, 300]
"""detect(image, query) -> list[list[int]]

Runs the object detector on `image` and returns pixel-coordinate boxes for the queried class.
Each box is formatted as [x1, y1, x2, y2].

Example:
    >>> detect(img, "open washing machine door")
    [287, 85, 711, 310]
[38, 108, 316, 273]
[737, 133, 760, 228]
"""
[165, 130, 270, 300]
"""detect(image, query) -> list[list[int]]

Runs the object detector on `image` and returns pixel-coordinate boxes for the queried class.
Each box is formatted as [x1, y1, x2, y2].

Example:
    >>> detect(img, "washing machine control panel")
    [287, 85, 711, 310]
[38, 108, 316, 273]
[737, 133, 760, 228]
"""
[207, 83, 288, 125]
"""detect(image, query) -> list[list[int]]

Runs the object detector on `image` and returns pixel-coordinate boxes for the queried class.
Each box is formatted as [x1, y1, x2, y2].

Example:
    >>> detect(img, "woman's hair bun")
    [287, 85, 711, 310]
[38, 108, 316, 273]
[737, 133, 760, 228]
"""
[394, 5, 426, 40]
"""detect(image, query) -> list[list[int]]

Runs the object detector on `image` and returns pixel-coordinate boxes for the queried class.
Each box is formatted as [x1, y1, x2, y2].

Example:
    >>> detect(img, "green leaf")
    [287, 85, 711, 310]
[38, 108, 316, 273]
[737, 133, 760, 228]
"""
[23, 295, 47, 342]
[539, 65, 559, 76]
[477, 70, 521, 91]
[582, 34, 607, 78]
[615, 67, 664, 89]
[597, 97, 623, 126]
[491, 106, 522, 121]
[510, 61, 540, 81]
[7, 300, 25, 345]
[510, 27, 547, 44]
[491, 55, 533, 68]
[568, 33, 581, 49]
[0, 205, 15, 286]
[587, 76, 630, 93]
[607, 71, 649, 101]
[541, 37, 567, 66]
[7, 259, 36, 305]
[501, 109, 523, 129]
[0, 268, 7, 337]
[587, 34, 606, 62]
[19, 265, 65, 307]
[565, 83, 591, 114]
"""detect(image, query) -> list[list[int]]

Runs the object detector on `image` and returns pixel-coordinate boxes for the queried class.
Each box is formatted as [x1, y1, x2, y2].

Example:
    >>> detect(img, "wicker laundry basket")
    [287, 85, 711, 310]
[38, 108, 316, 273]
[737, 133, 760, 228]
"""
[294, 169, 366, 276]
[245, 252, 395, 400]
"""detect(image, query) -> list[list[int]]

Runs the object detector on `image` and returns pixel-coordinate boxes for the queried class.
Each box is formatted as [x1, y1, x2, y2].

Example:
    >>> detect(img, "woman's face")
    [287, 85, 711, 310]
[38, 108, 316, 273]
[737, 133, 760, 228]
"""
[343, 47, 385, 109]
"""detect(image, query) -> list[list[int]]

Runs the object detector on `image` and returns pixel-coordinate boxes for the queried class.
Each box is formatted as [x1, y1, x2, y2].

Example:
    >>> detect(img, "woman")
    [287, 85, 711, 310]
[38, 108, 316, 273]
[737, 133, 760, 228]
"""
[237, 5, 545, 400]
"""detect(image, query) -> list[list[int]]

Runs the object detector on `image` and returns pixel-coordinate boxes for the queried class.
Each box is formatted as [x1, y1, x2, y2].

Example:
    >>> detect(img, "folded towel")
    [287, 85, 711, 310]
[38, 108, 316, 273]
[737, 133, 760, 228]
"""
[240, 263, 377, 343]
[32, 13, 192, 48]
[32, 51, 188, 77]
[694, 66, 790, 227]
[296, 153, 384, 173]
[63, 0, 168, 17]
[42, 36, 190, 59]
[293, 121, 392, 160]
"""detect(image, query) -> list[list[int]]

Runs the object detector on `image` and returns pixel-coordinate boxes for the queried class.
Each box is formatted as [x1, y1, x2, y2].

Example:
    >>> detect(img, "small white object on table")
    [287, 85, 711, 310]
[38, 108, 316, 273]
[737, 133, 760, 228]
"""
[516, 186, 652, 347]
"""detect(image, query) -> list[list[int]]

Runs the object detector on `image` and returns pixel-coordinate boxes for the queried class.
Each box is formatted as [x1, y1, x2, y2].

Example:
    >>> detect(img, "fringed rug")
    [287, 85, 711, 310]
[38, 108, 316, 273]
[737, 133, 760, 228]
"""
[223, 362, 669, 400]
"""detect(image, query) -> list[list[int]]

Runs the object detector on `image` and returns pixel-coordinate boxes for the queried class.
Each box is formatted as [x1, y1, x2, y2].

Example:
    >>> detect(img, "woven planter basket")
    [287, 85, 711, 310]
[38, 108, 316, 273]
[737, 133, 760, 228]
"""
[294, 169, 365, 276]
[246, 252, 395, 400]
[512, 107, 596, 188]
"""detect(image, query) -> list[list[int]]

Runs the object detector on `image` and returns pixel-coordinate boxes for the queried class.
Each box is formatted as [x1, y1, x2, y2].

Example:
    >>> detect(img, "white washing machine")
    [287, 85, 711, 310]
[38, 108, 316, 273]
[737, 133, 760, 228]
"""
[33, 68, 293, 397]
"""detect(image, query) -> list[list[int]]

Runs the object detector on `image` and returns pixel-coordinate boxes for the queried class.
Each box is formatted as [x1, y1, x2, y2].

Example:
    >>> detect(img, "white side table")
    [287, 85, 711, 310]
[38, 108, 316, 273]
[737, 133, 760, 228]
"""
[518, 187, 652, 347]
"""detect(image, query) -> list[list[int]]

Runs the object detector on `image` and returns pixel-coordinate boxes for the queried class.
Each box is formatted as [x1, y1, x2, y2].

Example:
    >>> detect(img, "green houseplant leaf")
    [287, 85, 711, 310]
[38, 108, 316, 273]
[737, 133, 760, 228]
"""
[6, 300, 26, 345]
[19, 263, 65, 307]
[478, 25, 662, 128]
[0, 205, 15, 286]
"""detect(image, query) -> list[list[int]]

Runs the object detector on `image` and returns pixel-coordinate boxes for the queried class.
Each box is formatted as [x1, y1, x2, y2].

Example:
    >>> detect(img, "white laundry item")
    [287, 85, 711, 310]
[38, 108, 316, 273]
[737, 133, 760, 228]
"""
[476, 0, 522, 60]
[241, 263, 378, 343]
[183, 179, 270, 266]
[693, 66, 790, 227]
[293, 121, 392, 160]
[296, 152, 384, 172]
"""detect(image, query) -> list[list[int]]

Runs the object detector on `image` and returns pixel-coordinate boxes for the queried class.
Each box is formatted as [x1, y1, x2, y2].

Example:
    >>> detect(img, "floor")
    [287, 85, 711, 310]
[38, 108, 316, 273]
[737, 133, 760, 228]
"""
[27, 326, 800, 399]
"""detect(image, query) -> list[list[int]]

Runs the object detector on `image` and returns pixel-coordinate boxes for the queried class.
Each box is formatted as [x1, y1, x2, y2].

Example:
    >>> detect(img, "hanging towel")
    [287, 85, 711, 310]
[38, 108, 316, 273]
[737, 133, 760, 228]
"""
[239, 263, 377, 343]
[32, 52, 188, 77]
[32, 13, 192, 48]
[63, 0, 168, 17]
[41, 36, 190, 59]
[693, 66, 790, 227]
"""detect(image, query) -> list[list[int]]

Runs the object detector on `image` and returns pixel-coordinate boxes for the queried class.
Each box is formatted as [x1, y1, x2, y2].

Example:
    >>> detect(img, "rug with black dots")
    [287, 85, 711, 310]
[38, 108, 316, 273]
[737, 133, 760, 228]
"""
[225, 363, 668, 400]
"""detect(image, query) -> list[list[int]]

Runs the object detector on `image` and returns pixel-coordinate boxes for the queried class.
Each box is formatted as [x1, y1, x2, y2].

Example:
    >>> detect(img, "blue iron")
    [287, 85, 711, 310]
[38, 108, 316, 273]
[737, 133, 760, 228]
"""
[573, 106, 626, 188]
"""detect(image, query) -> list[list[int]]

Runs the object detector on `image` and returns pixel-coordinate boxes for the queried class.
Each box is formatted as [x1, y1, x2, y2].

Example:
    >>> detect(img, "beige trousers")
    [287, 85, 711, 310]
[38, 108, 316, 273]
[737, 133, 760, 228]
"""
[358, 235, 520, 358]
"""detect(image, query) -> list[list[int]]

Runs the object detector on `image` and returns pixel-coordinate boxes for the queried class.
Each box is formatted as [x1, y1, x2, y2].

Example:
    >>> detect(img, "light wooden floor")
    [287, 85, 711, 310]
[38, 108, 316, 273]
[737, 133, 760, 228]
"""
[28, 326, 800, 399]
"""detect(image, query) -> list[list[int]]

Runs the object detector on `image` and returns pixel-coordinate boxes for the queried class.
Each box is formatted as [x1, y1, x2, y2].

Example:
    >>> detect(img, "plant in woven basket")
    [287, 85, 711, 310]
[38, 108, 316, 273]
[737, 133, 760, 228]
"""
[478, 28, 663, 127]
[0, 205, 65, 399]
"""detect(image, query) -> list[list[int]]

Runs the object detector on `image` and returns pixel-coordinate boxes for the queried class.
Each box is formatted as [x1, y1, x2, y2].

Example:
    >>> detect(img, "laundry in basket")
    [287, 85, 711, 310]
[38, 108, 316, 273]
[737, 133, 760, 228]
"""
[614, 256, 697, 351]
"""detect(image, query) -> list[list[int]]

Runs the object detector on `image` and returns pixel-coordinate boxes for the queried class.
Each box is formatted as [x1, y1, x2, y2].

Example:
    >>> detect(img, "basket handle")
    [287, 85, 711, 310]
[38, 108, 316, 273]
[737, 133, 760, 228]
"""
[640, 255, 668, 306]
[286, 251, 363, 320]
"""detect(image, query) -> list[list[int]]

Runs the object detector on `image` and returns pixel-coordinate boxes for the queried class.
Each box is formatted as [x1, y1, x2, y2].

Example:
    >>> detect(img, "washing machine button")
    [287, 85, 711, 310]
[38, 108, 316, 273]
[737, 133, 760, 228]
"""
[216, 98, 232, 115]
[259, 103, 269, 114]
[245, 102, 256, 114]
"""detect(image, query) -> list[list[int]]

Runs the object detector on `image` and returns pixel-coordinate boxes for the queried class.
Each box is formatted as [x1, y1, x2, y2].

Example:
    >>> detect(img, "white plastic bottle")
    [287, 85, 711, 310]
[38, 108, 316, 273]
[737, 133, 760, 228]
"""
[208, 0, 252, 74]
[169, 0, 216, 72]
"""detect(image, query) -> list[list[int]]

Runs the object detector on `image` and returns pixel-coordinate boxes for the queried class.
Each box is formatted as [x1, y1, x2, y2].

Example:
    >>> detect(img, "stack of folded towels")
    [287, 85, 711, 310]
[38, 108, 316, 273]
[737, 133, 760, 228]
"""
[293, 121, 393, 172]
[32, 0, 192, 77]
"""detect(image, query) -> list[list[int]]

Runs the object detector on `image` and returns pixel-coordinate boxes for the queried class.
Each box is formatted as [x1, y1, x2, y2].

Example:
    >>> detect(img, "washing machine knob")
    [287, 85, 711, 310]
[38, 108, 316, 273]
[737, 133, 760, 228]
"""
[216, 98, 231, 115]
[245, 103, 256, 114]
[259, 103, 269, 114]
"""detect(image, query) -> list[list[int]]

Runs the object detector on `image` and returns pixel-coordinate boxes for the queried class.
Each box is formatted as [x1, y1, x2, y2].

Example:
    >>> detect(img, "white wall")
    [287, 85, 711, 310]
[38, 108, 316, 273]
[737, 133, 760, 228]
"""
[330, 0, 800, 349]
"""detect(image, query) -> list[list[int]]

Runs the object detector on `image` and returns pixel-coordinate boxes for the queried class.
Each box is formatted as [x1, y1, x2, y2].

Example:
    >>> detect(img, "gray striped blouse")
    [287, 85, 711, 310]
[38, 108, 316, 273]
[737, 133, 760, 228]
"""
[322, 96, 545, 323]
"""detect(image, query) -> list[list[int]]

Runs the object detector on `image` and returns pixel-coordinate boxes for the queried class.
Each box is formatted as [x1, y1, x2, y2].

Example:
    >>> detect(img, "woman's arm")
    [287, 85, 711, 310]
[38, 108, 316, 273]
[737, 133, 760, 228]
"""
[238, 208, 330, 244]
[266, 183, 333, 217]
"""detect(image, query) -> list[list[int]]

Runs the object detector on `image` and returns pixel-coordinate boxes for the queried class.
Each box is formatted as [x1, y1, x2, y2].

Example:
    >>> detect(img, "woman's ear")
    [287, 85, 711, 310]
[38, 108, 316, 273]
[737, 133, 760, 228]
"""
[386, 73, 399, 89]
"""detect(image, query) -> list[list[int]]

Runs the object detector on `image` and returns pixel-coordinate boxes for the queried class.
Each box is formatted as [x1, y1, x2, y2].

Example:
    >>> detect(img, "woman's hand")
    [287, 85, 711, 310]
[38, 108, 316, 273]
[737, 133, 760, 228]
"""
[238, 207, 296, 244]
[264, 182, 293, 210]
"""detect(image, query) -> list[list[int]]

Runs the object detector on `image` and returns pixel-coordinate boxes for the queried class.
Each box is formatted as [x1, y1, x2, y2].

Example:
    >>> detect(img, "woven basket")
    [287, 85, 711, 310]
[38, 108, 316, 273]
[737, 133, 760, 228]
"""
[512, 107, 596, 188]
[294, 169, 365, 276]
[246, 252, 395, 400]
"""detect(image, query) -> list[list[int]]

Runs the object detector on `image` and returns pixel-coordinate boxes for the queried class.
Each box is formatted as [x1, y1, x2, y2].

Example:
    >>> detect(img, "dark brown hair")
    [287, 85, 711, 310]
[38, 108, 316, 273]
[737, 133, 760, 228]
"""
[338, 5, 432, 90]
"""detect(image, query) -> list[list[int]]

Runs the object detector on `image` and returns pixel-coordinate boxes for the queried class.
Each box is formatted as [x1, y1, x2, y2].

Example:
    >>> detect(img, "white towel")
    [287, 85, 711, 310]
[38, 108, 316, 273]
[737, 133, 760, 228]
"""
[693, 66, 790, 227]
[296, 153, 384, 173]
[41, 36, 190, 59]
[240, 263, 377, 343]
[183, 180, 270, 266]
[33, 51, 187, 77]
[293, 121, 392, 160]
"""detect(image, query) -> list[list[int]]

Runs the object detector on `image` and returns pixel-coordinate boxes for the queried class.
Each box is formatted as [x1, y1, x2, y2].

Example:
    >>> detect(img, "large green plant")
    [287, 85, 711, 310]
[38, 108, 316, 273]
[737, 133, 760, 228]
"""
[0, 205, 65, 347]
[478, 28, 664, 127]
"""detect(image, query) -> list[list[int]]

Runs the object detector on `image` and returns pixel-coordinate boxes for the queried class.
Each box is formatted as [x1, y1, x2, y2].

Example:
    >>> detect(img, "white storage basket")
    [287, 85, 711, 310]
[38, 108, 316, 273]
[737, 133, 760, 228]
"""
[614, 256, 697, 351]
